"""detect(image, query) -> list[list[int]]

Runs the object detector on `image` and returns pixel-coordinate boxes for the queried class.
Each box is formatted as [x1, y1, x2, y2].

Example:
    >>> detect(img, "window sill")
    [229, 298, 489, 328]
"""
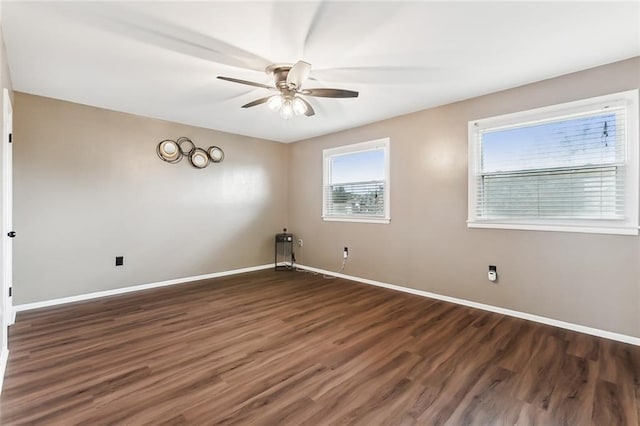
[467, 221, 638, 236]
[323, 216, 390, 224]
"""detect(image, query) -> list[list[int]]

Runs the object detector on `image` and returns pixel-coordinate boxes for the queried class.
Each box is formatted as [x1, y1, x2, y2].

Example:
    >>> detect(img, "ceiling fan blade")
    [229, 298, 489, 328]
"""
[298, 97, 315, 116]
[301, 88, 359, 98]
[286, 60, 312, 88]
[313, 66, 442, 85]
[50, 3, 273, 72]
[302, 2, 327, 55]
[241, 97, 272, 108]
[217, 76, 275, 90]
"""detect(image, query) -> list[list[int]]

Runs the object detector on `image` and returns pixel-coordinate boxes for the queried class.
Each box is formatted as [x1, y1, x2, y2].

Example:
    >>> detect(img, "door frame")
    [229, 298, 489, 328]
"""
[0, 87, 12, 394]
[2, 88, 13, 330]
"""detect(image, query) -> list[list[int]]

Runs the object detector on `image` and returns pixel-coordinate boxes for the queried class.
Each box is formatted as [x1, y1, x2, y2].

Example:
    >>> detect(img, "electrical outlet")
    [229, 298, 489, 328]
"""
[343, 247, 349, 258]
[298, 239, 303, 247]
[488, 265, 497, 282]
[115, 256, 124, 266]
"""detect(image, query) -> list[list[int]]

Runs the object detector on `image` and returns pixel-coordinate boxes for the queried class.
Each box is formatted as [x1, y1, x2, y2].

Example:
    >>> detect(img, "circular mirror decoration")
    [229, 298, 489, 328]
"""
[177, 137, 196, 156]
[157, 139, 182, 163]
[158, 137, 223, 169]
[208, 146, 225, 163]
[190, 148, 210, 169]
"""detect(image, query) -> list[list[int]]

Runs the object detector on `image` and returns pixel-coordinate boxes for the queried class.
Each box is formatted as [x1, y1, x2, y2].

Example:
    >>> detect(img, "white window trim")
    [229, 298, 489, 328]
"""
[468, 89, 639, 236]
[322, 138, 391, 224]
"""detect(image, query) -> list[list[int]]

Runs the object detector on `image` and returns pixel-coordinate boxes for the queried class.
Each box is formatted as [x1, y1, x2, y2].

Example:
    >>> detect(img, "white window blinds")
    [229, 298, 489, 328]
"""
[323, 138, 390, 223]
[468, 90, 639, 235]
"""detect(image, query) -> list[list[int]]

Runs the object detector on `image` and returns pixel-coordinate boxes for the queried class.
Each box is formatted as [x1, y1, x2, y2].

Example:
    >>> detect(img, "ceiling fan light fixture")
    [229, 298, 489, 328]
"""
[219, 60, 357, 120]
[267, 95, 283, 111]
[280, 99, 294, 120]
[292, 97, 308, 116]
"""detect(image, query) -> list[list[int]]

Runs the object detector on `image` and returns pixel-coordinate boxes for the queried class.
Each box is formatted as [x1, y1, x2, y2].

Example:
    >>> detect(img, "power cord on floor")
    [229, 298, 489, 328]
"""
[293, 248, 315, 274]
[294, 245, 347, 279]
[322, 257, 347, 279]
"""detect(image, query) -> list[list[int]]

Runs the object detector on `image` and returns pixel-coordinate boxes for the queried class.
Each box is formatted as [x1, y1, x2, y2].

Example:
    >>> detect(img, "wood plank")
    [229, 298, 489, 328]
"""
[444, 365, 522, 426]
[546, 354, 598, 425]
[511, 334, 568, 409]
[0, 269, 637, 424]
[592, 379, 636, 425]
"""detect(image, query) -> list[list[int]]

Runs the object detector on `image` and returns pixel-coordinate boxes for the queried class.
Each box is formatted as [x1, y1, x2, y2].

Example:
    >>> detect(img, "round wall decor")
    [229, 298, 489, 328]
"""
[157, 137, 224, 169]
[157, 139, 182, 163]
[177, 137, 196, 156]
[190, 148, 210, 169]
[208, 146, 225, 163]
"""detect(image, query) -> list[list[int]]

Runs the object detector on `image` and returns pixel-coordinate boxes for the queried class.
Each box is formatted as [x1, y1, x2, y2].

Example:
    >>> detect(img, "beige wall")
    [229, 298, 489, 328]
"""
[13, 93, 288, 304]
[289, 57, 640, 337]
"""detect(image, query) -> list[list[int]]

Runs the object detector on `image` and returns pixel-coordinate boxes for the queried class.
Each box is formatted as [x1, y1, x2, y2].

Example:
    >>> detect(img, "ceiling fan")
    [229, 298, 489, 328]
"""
[217, 61, 359, 119]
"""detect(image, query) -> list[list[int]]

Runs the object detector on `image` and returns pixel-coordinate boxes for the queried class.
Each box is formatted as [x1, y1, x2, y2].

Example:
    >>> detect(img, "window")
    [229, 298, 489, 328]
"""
[323, 138, 390, 223]
[468, 90, 639, 235]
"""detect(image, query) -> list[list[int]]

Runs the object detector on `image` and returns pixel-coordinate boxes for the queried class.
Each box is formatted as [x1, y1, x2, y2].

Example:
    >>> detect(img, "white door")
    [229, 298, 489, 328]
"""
[2, 88, 13, 351]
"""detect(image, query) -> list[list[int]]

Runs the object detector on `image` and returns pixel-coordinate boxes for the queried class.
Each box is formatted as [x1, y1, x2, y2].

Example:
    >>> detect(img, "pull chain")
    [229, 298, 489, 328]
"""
[602, 121, 609, 147]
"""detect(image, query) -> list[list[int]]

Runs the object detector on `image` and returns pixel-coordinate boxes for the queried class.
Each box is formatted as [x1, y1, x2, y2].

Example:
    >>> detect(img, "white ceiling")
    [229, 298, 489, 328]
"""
[3, 1, 639, 143]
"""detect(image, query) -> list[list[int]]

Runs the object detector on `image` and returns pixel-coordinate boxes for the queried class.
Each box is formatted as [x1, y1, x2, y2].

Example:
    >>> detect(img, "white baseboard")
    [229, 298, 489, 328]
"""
[0, 348, 8, 395]
[297, 264, 640, 346]
[13, 264, 274, 313]
[12, 262, 639, 346]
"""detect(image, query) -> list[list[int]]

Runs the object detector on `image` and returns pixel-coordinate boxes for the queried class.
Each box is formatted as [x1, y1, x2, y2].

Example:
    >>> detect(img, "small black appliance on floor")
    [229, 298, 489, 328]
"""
[275, 228, 294, 271]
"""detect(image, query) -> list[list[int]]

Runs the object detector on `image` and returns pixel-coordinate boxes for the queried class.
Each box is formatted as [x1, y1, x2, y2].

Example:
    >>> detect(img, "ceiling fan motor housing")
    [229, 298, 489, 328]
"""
[266, 64, 294, 88]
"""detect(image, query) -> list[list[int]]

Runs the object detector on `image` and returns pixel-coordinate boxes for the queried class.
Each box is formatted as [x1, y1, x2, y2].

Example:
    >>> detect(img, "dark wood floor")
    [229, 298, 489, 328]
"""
[1, 270, 639, 425]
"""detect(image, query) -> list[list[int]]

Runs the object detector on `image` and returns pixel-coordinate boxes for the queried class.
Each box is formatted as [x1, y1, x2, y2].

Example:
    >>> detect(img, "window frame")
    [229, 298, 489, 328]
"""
[322, 138, 391, 224]
[468, 90, 639, 236]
